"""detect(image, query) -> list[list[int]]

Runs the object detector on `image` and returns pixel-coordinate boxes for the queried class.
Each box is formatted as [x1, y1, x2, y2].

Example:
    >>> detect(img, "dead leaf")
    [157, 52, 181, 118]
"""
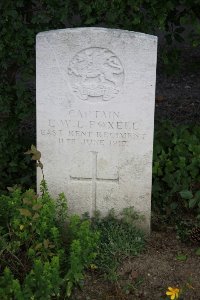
[35, 243, 42, 250]
[24, 149, 32, 155]
[31, 152, 41, 161]
[36, 162, 43, 169]
[23, 198, 32, 205]
[43, 239, 50, 249]
[32, 204, 42, 211]
[25, 145, 41, 161]
[18, 208, 32, 217]
[130, 270, 138, 280]
[33, 213, 40, 220]
[156, 95, 164, 102]
[31, 145, 37, 152]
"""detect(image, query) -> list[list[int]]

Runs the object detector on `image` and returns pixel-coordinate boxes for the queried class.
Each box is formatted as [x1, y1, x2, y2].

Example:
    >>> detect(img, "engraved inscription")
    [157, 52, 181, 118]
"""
[70, 151, 119, 214]
[39, 109, 146, 147]
[68, 47, 124, 102]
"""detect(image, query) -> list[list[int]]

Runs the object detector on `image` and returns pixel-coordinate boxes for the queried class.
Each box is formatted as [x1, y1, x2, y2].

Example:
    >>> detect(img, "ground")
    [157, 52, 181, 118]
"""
[155, 45, 200, 124]
[72, 230, 200, 300]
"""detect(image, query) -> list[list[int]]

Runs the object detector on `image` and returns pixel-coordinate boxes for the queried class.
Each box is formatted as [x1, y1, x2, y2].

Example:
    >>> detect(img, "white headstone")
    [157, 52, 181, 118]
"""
[36, 27, 157, 232]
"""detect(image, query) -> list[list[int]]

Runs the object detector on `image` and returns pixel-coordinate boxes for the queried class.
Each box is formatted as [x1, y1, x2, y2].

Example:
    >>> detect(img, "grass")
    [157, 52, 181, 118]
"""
[90, 208, 146, 280]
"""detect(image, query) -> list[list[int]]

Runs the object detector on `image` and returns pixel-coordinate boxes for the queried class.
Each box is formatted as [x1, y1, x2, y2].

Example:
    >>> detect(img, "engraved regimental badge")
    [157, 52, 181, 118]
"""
[68, 47, 124, 102]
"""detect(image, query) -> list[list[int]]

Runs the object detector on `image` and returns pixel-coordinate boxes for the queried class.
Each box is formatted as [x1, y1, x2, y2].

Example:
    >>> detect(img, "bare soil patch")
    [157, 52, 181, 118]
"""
[155, 45, 200, 124]
[72, 230, 200, 300]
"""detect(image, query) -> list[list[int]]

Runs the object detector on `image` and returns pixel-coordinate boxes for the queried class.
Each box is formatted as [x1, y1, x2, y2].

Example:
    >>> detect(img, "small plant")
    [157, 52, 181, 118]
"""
[122, 277, 144, 295]
[166, 286, 180, 300]
[165, 281, 195, 300]
[65, 215, 100, 297]
[92, 208, 146, 280]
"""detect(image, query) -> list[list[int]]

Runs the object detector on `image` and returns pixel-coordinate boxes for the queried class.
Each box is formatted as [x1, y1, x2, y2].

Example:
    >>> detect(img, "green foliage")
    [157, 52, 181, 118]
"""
[175, 253, 187, 261]
[0, 179, 98, 298]
[0, 268, 22, 300]
[0, 185, 63, 265]
[65, 215, 100, 296]
[0, 0, 200, 193]
[180, 190, 200, 211]
[0, 258, 62, 300]
[92, 209, 145, 280]
[22, 257, 61, 300]
[152, 122, 200, 221]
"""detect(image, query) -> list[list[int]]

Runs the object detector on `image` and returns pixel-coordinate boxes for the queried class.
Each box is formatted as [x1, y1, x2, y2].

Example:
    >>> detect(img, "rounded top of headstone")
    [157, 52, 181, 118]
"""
[36, 27, 158, 42]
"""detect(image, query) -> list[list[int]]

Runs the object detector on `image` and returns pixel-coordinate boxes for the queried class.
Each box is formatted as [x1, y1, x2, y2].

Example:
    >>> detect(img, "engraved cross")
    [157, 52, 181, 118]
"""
[70, 151, 119, 214]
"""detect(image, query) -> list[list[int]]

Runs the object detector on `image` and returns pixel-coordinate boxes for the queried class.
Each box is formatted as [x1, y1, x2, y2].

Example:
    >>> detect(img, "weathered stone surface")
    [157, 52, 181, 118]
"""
[36, 27, 157, 232]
